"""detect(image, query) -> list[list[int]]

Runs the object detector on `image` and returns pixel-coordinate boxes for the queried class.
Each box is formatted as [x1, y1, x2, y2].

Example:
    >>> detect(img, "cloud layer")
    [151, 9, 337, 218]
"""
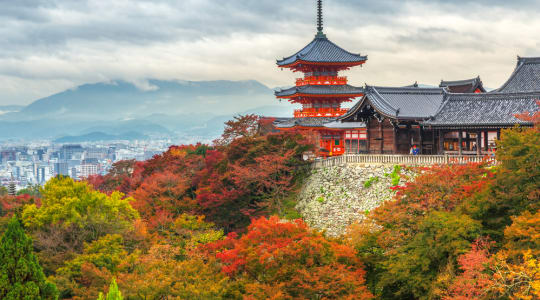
[1, 0, 540, 104]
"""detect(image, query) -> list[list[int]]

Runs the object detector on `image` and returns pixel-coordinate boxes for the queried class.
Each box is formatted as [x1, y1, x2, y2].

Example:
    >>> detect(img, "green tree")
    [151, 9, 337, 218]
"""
[0, 216, 58, 299]
[21, 177, 139, 275]
[97, 278, 123, 300]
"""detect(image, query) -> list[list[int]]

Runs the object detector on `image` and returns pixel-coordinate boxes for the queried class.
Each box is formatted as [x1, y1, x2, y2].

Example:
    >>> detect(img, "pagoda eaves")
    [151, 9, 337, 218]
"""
[277, 36, 367, 72]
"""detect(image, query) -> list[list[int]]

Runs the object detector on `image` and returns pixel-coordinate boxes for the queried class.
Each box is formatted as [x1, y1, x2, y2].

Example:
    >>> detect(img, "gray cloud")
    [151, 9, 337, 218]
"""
[1, 0, 540, 104]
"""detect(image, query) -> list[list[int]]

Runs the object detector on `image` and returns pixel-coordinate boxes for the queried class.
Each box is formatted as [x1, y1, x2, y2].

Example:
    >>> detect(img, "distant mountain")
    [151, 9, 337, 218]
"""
[0, 105, 24, 115]
[3, 80, 281, 121]
[0, 79, 295, 142]
[54, 131, 149, 143]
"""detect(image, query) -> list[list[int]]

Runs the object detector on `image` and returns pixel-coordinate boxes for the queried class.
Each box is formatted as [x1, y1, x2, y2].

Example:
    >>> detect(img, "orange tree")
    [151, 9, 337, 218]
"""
[205, 216, 373, 299]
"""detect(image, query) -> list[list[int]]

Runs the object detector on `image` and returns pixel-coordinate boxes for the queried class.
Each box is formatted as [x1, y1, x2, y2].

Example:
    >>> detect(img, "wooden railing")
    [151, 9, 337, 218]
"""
[294, 108, 349, 118]
[312, 154, 493, 169]
[296, 76, 348, 86]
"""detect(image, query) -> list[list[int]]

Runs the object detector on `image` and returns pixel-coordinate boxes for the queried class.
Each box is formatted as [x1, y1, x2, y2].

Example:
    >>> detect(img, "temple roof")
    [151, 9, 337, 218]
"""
[273, 117, 337, 128]
[495, 57, 540, 93]
[340, 86, 446, 120]
[426, 92, 539, 128]
[273, 117, 365, 129]
[275, 84, 365, 97]
[276, 35, 367, 67]
[440, 76, 486, 93]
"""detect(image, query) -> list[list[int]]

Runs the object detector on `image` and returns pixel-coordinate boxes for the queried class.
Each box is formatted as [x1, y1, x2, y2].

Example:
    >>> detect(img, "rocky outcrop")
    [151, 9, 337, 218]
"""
[296, 164, 415, 237]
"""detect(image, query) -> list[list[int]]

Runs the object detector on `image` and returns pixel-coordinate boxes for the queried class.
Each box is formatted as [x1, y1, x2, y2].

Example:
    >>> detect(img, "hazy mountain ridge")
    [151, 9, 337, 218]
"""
[54, 131, 150, 143]
[0, 79, 294, 141]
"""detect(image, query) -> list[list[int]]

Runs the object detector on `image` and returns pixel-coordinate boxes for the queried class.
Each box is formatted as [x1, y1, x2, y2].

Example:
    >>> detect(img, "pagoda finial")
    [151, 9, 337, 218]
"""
[316, 0, 326, 38]
[317, 0, 323, 33]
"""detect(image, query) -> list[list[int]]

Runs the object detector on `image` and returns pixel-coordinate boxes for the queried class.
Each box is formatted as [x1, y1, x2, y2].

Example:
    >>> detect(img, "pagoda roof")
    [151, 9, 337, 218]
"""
[275, 84, 364, 98]
[440, 76, 486, 93]
[273, 117, 365, 129]
[276, 35, 367, 67]
[340, 86, 446, 120]
[274, 117, 336, 128]
[426, 92, 539, 128]
[495, 56, 540, 93]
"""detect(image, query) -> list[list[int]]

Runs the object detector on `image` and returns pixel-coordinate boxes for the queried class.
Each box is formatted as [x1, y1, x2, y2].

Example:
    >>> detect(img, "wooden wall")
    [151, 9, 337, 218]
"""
[367, 118, 395, 154]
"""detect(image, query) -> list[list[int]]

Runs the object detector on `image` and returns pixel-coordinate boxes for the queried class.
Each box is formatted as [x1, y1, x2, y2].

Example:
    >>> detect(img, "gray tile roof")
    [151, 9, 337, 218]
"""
[277, 36, 367, 66]
[496, 57, 540, 93]
[426, 92, 540, 127]
[340, 86, 446, 120]
[323, 120, 366, 129]
[274, 117, 337, 128]
[275, 84, 365, 97]
[440, 76, 486, 93]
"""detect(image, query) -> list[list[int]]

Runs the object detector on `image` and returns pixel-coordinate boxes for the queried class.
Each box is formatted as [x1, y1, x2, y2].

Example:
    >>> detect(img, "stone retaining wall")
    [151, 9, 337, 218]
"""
[296, 163, 415, 237]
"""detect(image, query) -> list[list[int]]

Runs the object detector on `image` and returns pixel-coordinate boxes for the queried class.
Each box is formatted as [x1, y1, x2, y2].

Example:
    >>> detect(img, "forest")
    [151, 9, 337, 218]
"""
[0, 111, 538, 300]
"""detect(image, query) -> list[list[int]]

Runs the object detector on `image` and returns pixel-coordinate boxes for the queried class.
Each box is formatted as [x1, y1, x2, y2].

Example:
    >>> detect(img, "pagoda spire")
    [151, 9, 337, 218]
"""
[316, 0, 326, 38]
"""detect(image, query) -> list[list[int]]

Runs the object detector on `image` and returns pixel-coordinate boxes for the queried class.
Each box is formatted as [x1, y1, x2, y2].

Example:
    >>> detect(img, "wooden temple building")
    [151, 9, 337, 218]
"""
[273, 1, 539, 157]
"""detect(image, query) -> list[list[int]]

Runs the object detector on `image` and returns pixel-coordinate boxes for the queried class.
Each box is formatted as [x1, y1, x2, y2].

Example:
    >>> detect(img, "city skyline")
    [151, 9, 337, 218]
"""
[2, 0, 540, 106]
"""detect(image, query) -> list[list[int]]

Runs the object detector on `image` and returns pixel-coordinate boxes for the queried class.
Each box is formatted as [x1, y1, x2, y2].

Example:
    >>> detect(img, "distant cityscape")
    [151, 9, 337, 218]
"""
[0, 140, 174, 193]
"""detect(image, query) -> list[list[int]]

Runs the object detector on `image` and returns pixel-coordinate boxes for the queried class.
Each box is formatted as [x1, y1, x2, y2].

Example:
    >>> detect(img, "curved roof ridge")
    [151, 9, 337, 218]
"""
[448, 90, 540, 100]
[431, 92, 452, 118]
[440, 76, 481, 86]
[517, 56, 540, 66]
[323, 36, 365, 58]
[495, 56, 540, 93]
[371, 86, 446, 95]
[276, 35, 367, 66]
[274, 84, 365, 97]
[368, 86, 400, 116]
[277, 38, 319, 64]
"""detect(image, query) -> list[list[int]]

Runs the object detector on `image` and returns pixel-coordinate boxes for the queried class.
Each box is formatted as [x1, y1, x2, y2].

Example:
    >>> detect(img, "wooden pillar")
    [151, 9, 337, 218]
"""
[379, 121, 384, 154]
[438, 130, 445, 155]
[419, 126, 424, 154]
[497, 129, 501, 141]
[438, 130, 443, 154]
[458, 131, 463, 155]
[357, 131, 360, 154]
[407, 123, 412, 152]
[465, 132, 471, 151]
[366, 120, 371, 154]
[393, 126, 398, 154]
[484, 131, 489, 151]
[432, 130, 436, 155]
[476, 131, 482, 156]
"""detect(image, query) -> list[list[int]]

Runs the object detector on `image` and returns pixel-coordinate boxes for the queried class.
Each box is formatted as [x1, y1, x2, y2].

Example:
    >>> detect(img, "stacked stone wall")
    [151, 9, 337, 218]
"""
[296, 164, 415, 236]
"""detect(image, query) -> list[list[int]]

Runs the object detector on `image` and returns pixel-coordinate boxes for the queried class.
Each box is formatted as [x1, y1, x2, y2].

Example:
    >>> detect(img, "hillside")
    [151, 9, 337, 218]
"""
[1, 114, 538, 299]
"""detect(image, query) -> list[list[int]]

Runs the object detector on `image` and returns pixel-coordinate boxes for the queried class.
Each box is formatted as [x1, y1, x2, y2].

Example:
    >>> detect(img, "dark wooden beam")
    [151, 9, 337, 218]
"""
[484, 131, 489, 151]
[419, 126, 424, 154]
[393, 125, 398, 154]
[432, 129, 436, 155]
[407, 123, 412, 151]
[366, 120, 371, 154]
[458, 131, 463, 155]
[466, 132, 471, 151]
[476, 131, 482, 156]
[438, 130, 444, 155]
[497, 129, 501, 141]
[379, 121, 384, 154]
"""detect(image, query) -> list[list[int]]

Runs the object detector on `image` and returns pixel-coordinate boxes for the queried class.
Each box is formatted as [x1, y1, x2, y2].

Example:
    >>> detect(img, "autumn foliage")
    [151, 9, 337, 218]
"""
[0, 112, 538, 299]
[205, 216, 373, 299]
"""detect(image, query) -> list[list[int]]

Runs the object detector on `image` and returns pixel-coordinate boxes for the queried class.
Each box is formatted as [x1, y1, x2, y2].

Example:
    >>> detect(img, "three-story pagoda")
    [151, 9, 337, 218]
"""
[275, 0, 367, 156]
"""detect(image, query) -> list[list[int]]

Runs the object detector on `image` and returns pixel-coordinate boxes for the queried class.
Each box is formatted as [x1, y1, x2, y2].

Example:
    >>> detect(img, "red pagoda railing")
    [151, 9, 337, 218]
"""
[294, 108, 349, 118]
[296, 76, 348, 86]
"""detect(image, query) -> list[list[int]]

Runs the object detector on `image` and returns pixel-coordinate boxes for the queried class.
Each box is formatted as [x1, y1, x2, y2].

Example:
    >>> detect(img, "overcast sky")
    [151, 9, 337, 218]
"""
[1, 0, 540, 105]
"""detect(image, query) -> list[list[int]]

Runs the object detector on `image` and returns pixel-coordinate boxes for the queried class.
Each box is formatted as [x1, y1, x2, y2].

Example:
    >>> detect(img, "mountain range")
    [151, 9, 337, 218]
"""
[0, 80, 297, 142]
